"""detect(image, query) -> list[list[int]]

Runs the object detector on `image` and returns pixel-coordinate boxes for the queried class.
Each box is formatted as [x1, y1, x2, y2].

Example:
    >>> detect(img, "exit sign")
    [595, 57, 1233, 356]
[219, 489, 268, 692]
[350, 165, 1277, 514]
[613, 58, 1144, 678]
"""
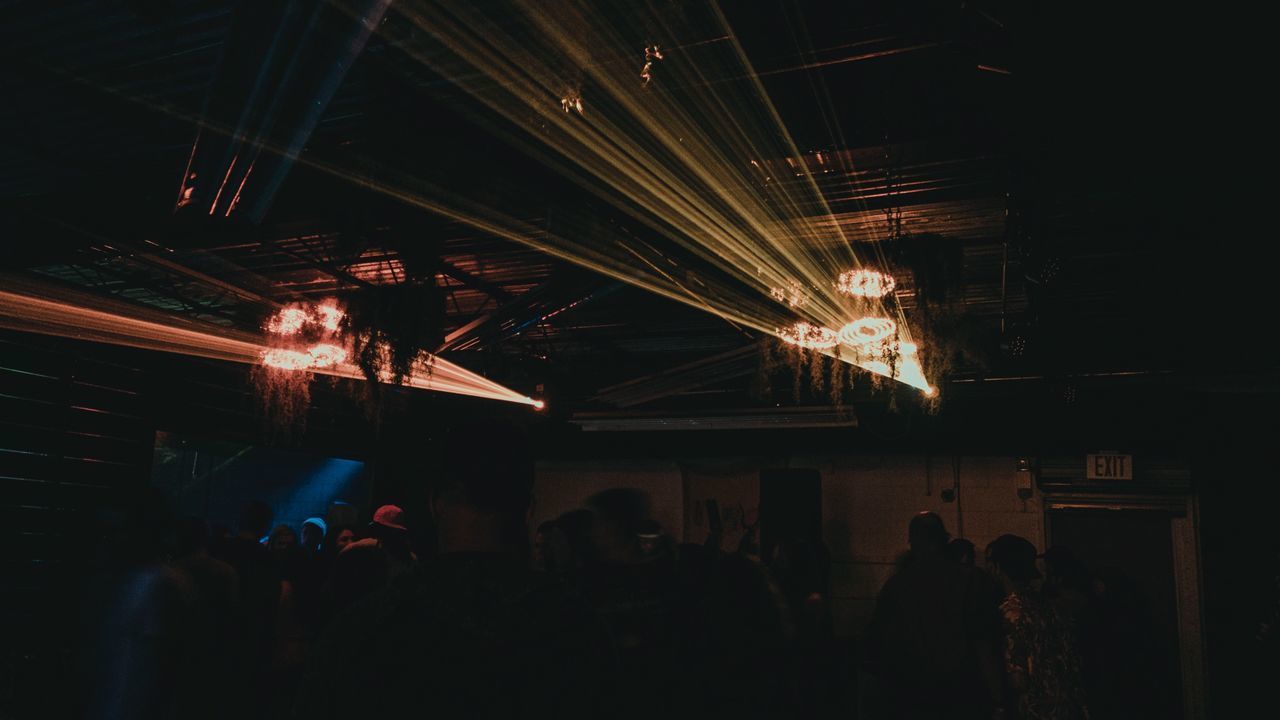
[1086, 453, 1133, 480]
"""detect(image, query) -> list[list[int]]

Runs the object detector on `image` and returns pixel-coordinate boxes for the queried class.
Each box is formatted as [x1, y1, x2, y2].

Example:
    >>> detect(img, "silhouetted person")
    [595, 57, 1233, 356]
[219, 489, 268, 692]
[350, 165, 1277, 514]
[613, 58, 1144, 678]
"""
[268, 539, 324, 718]
[319, 535, 389, 621]
[635, 518, 670, 560]
[772, 538, 838, 717]
[327, 525, 357, 554]
[87, 488, 186, 720]
[533, 519, 572, 573]
[986, 535, 1088, 720]
[210, 500, 281, 709]
[555, 508, 598, 576]
[301, 518, 326, 554]
[269, 524, 298, 552]
[169, 516, 240, 720]
[865, 512, 1001, 719]
[298, 419, 613, 719]
[1040, 546, 1104, 708]
[585, 487, 652, 564]
[771, 538, 833, 643]
[323, 501, 359, 534]
[949, 538, 977, 566]
[367, 504, 417, 576]
[319, 505, 416, 613]
[579, 488, 794, 719]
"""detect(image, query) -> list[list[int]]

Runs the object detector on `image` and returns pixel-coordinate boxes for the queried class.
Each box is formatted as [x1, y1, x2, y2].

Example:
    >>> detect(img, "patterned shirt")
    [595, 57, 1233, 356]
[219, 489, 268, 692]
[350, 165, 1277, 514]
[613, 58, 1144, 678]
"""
[1001, 589, 1090, 720]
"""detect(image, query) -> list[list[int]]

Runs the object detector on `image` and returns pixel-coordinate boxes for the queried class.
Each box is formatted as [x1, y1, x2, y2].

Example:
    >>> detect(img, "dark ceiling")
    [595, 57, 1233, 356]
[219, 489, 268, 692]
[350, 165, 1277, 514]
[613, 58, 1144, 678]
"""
[0, 0, 1244, 429]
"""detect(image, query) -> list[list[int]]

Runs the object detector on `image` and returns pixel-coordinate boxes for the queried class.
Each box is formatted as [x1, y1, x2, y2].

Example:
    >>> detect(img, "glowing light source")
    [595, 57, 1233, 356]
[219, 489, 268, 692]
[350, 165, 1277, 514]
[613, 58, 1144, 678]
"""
[640, 44, 664, 86]
[261, 303, 350, 371]
[777, 322, 838, 349]
[837, 317, 896, 347]
[836, 269, 896, 298]
[560, 91, 583, 115]
[314, 304, 343, 332]
[266, 307, 309, 335]
[88, 0, 939, 398]
[0, 281, 541, 407]
[836, 338, 933, 395]
[262, 348, 314, 370]
[306, 343, 348, 368]
[265, 303, 345, 335]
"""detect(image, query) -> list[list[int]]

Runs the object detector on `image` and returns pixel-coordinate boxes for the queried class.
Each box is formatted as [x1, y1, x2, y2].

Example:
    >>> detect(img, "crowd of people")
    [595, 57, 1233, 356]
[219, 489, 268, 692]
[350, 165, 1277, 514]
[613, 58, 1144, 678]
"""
[85, 421, 1156, 720]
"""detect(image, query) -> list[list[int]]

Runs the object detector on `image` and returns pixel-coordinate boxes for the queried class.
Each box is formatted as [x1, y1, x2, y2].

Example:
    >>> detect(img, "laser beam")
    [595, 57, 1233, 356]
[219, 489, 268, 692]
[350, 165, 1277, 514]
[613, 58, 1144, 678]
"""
[38, 0, 937, 395]
[0, 279, 540, 407]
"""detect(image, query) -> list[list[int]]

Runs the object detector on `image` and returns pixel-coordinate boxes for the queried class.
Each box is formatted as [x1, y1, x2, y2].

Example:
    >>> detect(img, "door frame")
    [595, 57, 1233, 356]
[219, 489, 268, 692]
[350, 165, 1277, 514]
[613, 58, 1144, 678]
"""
[1042, 492, 1207, 720]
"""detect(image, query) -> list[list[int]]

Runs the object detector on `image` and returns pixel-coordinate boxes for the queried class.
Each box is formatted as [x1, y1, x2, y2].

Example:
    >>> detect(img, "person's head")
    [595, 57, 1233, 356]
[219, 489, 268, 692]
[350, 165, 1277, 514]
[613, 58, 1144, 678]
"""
[370, 505, 408, 533]
[533, 520, 557, 569]
[332, 525, 358, 552]
[326, 500, 359, 529]
[986, 534, 1040, 586]
[301, 518, 326, 551]
[433, 418, 535, 553]
[369, 505, 408, 545]
[947, 538, 976, 566]
[907, 512, 950, 555]
[555, 509, 597, 571]
[369, 505, 413, 562]
[238, 500, 273, 540]
[636, 519, 664, 558]
[268, 524, 298, 552]
[585, 488, 652, 564]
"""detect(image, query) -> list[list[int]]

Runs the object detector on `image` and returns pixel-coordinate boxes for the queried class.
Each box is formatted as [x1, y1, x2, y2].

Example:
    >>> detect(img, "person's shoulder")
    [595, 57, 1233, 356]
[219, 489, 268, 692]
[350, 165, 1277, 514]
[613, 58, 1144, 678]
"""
[956, 561, 998, 587]
[345, 537, 382, 552]
[878, 562, 910, 594]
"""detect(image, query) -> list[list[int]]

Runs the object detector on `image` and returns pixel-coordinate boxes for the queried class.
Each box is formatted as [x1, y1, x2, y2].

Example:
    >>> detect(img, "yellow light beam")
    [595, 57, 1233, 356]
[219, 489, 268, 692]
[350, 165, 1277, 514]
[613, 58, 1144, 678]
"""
[0, 280, 540, 407]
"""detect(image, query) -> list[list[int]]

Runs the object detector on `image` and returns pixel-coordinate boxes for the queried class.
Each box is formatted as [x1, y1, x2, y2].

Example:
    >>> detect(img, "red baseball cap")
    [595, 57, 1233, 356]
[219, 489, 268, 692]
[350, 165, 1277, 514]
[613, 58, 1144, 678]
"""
[370, 504, 408, 532]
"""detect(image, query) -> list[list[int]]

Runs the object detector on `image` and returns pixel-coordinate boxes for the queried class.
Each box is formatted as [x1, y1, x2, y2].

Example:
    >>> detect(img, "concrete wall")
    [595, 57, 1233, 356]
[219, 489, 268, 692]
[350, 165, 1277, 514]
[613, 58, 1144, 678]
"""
[813, 455, 1044, 635]
[534, 454, 1043, 636]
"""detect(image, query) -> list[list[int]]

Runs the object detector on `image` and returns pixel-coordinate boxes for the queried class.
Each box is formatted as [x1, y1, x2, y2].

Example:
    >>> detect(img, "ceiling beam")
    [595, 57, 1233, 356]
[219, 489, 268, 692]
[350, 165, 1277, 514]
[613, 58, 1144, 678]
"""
[438, 259, 513, 302]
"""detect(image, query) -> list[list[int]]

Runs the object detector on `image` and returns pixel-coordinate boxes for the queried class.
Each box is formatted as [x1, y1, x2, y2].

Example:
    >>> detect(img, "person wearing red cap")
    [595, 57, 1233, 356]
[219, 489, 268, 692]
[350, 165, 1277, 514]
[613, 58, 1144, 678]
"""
[365, 504, 416, 574]
[370, 504, 407, 532]
[299, 419, 613, 719]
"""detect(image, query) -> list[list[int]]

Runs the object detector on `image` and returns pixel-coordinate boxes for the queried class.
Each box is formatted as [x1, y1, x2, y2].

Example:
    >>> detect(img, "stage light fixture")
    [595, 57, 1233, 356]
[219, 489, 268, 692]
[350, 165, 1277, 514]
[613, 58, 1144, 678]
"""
[837, 317, 896, 347]
[777, 322, 839, 350]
